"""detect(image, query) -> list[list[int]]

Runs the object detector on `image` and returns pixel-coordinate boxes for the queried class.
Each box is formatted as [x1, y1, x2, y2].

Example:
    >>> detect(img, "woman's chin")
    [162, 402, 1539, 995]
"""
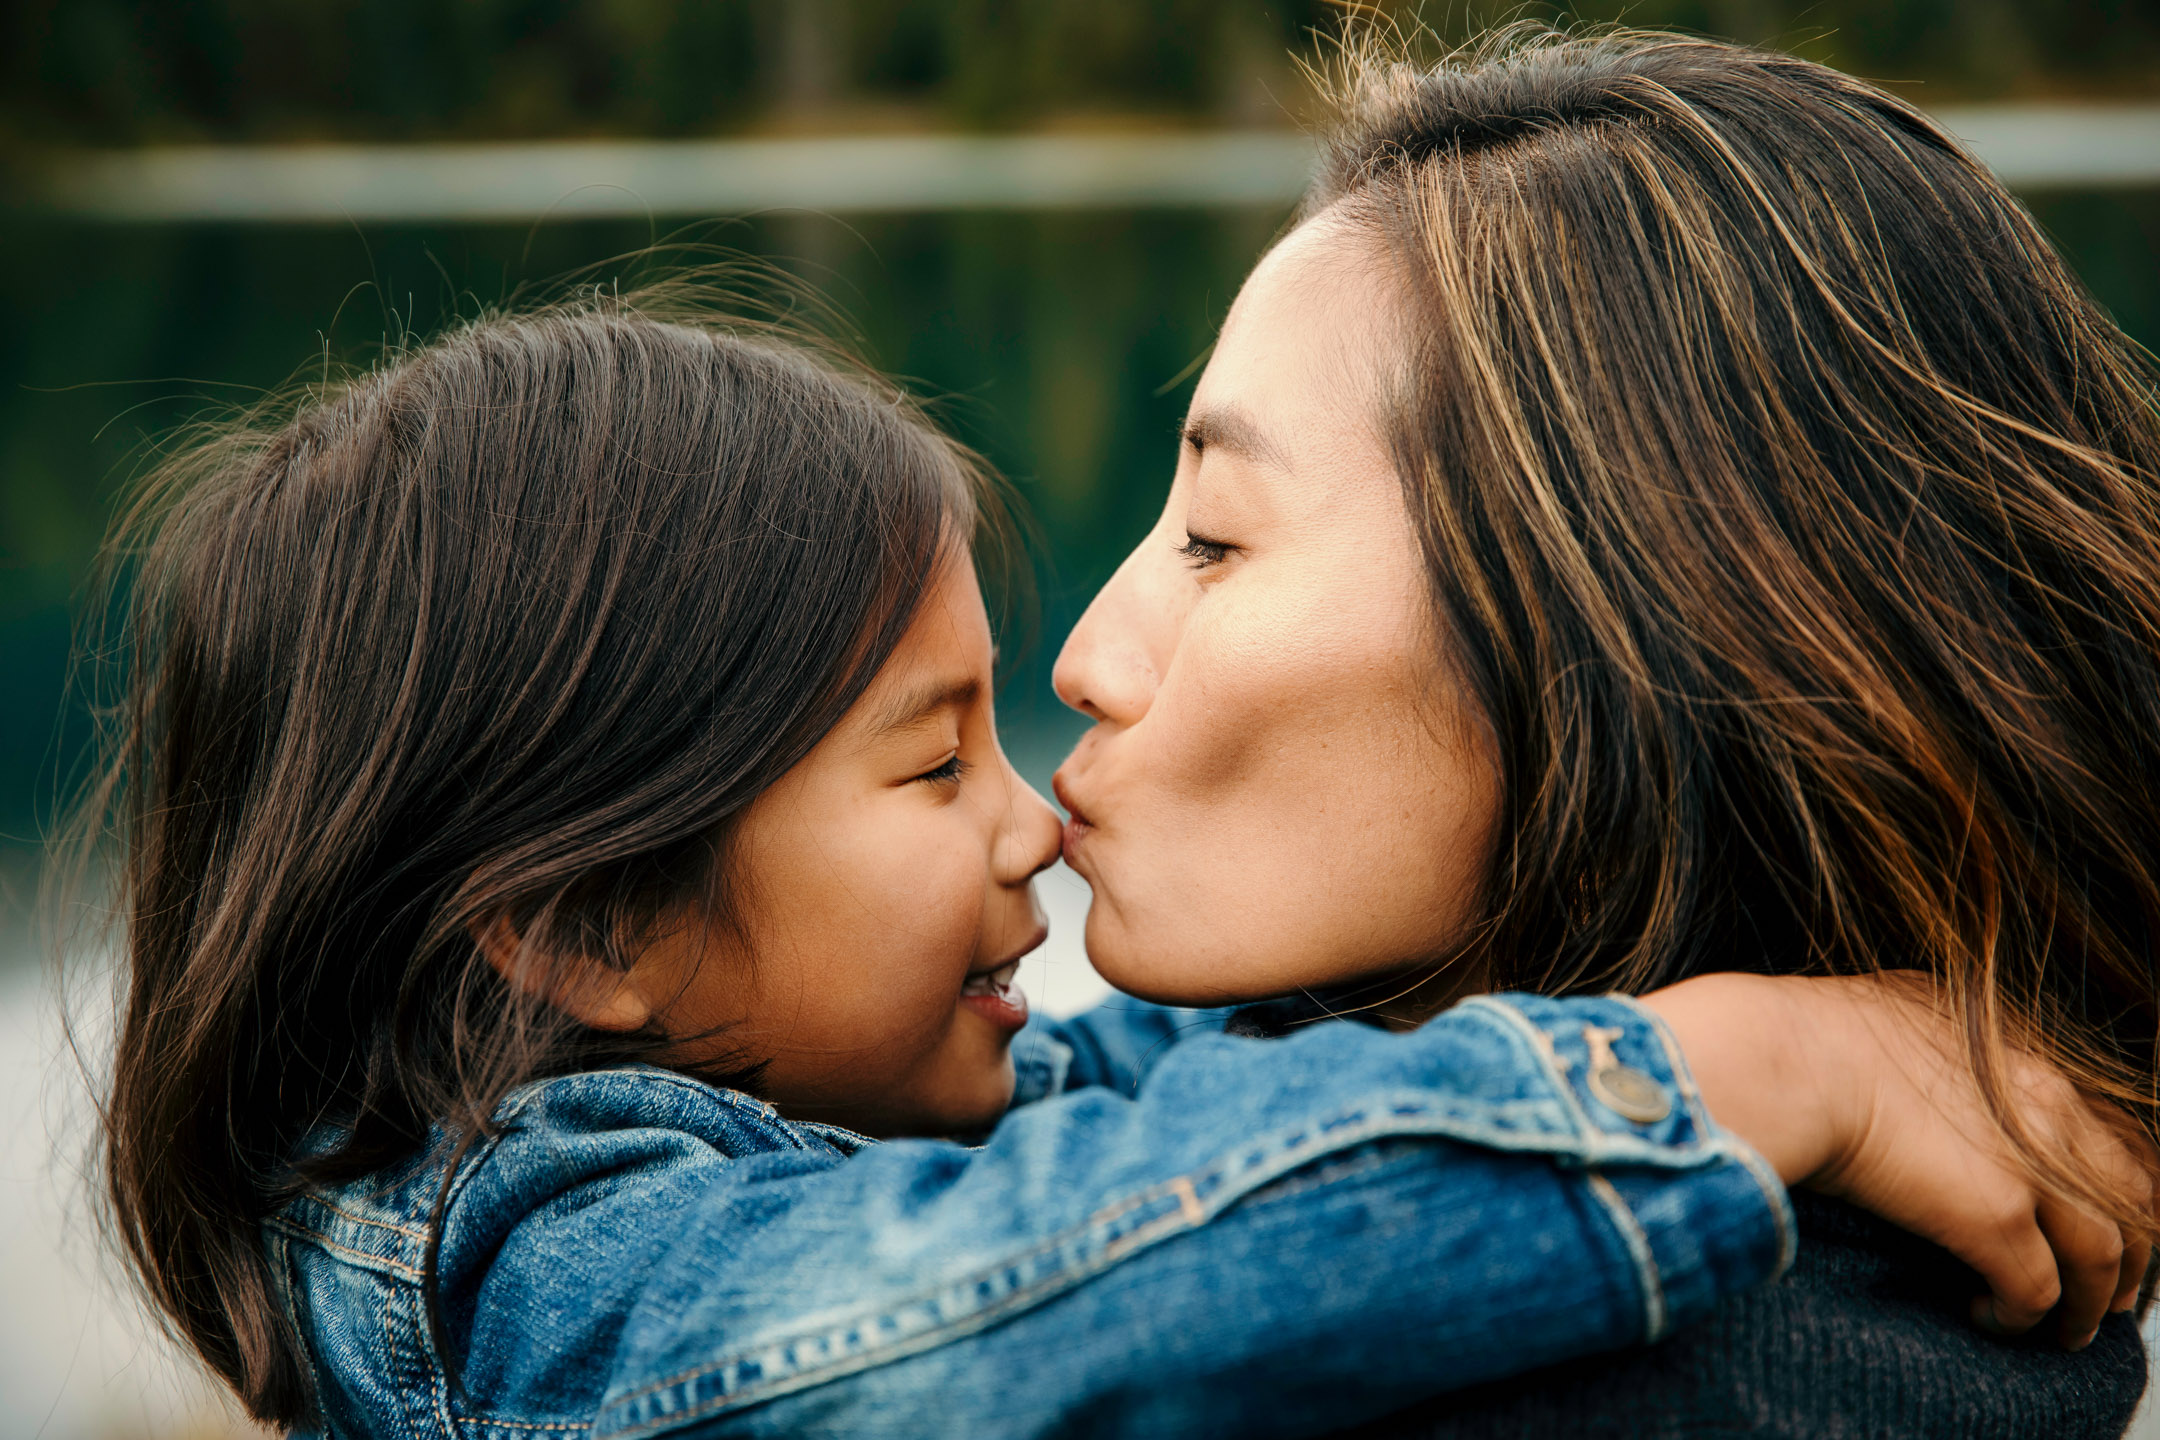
[1084, 912, 1282, 1008]
[1101, 968, 1245, 1008]
[1086, 908, 1438, 1012]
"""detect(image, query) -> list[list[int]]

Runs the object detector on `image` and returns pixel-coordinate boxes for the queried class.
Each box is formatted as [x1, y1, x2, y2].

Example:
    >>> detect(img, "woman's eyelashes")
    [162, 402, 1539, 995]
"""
[1175, 531, 1235, 568]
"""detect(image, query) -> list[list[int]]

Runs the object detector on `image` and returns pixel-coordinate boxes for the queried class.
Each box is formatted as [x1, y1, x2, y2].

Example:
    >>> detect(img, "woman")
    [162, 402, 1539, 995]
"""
[1053, 27, 2160, 1435]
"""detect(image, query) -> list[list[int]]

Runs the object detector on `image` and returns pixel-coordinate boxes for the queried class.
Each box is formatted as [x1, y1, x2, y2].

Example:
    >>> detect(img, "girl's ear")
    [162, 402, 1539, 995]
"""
[473, 917, 655, 1033]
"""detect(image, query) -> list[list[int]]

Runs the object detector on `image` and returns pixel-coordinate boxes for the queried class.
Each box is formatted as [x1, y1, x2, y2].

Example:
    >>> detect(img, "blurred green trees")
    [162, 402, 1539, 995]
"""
[5, 0, 2156, 150]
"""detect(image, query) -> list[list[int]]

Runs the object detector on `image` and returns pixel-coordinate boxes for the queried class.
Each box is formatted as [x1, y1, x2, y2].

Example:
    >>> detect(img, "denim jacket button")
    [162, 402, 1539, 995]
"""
[1589, 1062, 1672, 1124]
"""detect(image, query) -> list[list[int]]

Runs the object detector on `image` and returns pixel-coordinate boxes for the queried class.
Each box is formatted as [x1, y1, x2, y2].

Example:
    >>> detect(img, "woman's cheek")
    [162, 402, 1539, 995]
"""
[1116, 595, 1480, 988]
[1158, 604, 1380, 809]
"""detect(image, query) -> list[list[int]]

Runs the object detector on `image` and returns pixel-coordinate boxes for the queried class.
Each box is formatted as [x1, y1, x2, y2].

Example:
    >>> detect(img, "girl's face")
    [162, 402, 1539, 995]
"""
[622, 554, 1063, 1137]
[1051, 215, 1499, 1008]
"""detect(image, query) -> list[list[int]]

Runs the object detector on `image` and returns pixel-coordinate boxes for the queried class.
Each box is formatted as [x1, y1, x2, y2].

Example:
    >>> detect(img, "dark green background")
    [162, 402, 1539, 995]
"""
[0, 206, 1292, 847]
[3, 0, 2157, 860]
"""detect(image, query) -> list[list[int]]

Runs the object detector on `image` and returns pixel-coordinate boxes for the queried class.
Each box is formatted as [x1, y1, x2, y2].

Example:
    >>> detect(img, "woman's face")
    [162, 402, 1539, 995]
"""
[1052, 215, 1499, 1007]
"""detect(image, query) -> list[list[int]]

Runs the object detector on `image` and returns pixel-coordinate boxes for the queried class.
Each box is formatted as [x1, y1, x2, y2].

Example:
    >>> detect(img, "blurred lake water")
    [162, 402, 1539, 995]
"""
[0, 203, 1300, 848]
[0, 190, 2155, 1435]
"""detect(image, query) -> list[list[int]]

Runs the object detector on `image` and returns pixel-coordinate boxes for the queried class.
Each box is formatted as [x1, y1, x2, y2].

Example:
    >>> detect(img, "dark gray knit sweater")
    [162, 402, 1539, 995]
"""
[1224, 1000, 2150, 1438]
[1343, 1192, 2146, 1438]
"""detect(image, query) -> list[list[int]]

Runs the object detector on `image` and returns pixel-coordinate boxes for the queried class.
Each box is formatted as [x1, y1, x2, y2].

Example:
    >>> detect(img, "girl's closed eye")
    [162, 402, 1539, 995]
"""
[915, 753, 969, 787]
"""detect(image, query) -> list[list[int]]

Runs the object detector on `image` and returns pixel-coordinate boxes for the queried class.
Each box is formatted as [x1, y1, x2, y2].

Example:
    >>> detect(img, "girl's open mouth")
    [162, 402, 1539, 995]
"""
[959, 957, 1030, 1031]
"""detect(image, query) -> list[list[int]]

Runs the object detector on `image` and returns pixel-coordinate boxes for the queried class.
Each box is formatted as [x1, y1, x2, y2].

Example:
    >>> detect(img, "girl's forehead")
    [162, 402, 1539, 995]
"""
[840, 562, 992, 733]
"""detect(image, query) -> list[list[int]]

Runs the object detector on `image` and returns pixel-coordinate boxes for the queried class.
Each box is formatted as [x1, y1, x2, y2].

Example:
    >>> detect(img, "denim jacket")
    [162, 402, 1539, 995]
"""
[270, 993, 1796, 1439]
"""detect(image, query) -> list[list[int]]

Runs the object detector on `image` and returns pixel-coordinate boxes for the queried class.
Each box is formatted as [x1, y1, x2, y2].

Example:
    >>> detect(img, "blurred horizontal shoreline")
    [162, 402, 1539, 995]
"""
[20, 104, 2160, 224]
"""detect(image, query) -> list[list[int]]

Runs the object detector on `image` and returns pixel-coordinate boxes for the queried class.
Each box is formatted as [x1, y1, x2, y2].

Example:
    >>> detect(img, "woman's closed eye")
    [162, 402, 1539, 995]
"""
[1175, 531, 1236, 568]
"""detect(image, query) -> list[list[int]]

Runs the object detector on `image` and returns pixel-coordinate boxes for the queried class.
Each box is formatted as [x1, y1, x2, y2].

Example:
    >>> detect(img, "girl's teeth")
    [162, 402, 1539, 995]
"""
[961, 960, 1023, 997]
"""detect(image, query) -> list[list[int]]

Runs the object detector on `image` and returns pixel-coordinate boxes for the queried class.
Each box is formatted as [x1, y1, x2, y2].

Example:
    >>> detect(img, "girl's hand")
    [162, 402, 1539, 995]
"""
[1642, 971, 2156, 1350]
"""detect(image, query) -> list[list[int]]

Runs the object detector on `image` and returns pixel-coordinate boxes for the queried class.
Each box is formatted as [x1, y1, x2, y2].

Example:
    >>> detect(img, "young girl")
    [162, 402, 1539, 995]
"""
[90, 298, 2141, 1439]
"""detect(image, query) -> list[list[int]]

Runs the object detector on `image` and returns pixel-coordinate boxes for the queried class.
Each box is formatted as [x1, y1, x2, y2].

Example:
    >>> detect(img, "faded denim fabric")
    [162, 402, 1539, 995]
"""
[269, 993, 1796, 1439]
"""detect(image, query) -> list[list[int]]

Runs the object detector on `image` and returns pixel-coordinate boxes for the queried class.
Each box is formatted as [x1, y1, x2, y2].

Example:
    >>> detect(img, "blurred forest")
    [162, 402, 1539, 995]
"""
[5, 0, 2160, 148]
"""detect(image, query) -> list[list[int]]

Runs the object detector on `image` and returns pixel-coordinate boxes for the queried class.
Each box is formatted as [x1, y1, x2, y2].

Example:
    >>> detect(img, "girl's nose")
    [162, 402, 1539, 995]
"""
[993, 765, 1064, 886]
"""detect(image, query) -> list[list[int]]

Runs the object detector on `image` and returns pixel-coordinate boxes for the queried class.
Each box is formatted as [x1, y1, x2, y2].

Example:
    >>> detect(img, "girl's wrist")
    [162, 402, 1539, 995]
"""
[1639, 972, 1848, 1186]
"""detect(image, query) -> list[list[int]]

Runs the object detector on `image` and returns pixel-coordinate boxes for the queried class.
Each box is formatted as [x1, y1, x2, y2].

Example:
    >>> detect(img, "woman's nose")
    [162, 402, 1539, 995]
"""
[1052, 556, 1161, 728]
[992, 766, 1064, 886]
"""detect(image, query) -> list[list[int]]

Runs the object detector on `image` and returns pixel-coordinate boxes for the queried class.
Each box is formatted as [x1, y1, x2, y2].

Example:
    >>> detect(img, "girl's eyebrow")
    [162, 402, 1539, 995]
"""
[870, 676, 981, 737]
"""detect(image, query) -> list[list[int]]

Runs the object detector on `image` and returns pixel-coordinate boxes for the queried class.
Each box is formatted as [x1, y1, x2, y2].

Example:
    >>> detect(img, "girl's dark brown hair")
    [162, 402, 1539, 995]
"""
[1314, 28, 2160, 1227]
[80, 286, 998, 1422]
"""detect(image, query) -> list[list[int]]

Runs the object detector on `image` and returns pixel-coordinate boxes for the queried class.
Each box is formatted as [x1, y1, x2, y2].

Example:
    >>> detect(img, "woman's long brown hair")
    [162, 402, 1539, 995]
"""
[77, 288, 1000, 1424]
[1314, 27, 2160, 1228]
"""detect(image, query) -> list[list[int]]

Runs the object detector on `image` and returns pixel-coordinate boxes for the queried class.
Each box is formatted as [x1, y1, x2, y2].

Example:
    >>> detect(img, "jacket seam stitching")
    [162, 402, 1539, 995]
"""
[602, 1173, 1205, 1412]
[296, 1193, 434, 1242]
[407, 1273, 460, 1440]
[366, 1210, 459, 1439]
[1456, 997, 1601, 1147]
[381, 1271, 436, 1440]
[1727, 1140, 1799, 1278]
[459, 1423, 594, 1433]
[267, 1217, 424, 1281]
[1615, 991, 1798, 1278]
[1584, 1169, 1668, 1343]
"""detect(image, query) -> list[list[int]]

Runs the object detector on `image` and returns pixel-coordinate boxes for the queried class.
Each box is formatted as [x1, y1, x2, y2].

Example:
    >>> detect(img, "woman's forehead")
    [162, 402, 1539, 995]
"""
[1195, 216, 1401, 498]
[1213, 216, 1396, 392]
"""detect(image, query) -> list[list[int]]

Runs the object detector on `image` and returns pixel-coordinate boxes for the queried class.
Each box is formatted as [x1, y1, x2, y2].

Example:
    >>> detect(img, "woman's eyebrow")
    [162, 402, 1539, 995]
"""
[1182, 403, 1291, 472]
[870, 676, 981, 737]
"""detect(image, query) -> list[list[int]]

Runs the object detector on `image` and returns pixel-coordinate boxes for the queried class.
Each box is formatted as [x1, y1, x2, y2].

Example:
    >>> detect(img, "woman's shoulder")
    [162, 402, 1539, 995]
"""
[1345, 1192, 2147, 1440]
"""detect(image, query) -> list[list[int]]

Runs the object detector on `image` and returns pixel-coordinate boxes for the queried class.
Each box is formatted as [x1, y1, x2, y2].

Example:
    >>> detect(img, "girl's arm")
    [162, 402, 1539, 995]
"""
[303, 980, 2141, 1439]
[430, 991, 1782, 1438]
[1023, 975, 2152, 1347]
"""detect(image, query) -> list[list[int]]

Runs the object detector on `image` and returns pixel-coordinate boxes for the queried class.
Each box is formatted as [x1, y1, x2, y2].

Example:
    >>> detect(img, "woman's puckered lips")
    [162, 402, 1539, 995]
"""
[1051, 771, 1098, 867]
[1050, 771, 1094, 830]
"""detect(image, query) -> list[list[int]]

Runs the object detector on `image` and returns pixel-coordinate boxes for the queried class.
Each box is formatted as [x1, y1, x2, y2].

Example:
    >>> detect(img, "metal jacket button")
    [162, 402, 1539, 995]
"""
[1583, 1024, 1673, 1124]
